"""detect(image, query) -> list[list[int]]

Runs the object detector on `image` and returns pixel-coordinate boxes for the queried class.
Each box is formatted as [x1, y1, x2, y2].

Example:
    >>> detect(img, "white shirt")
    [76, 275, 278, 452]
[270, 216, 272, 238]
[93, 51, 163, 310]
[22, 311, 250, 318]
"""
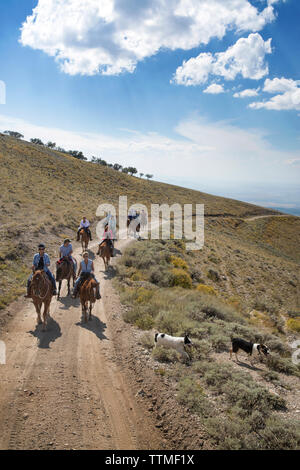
[80, 219, 90, 228]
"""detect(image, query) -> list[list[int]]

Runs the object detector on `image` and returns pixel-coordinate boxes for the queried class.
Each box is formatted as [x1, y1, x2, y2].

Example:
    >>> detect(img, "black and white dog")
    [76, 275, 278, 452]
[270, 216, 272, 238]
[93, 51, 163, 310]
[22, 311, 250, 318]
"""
[230, 337, 270, 363]
[154, 333, 192, 361]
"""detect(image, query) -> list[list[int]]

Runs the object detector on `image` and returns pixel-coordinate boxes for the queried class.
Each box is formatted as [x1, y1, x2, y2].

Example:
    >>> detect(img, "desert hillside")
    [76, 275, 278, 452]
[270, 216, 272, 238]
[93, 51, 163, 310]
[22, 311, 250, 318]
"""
[0, 133, 299, 450]
[0, 132, 291, 312]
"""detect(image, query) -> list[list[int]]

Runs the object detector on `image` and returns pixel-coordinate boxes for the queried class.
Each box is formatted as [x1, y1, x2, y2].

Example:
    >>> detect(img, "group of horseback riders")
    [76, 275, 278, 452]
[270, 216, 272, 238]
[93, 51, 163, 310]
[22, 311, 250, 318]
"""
[25, 215, 117, 301]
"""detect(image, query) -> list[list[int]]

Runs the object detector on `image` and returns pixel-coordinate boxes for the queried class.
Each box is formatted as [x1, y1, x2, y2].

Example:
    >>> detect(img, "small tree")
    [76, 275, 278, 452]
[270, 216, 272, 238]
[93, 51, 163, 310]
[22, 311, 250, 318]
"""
[68, 150, 87, 160]
[113, 163, 122, 171]
[4, 130, 24, 139]
[122, 167, 129, 174]
[30, 138, 44, 145]
[139, 173, 144, 178]
[145, 174, 153, 180]
[128, 167, 138, 176]
[47, 141, 56, 148]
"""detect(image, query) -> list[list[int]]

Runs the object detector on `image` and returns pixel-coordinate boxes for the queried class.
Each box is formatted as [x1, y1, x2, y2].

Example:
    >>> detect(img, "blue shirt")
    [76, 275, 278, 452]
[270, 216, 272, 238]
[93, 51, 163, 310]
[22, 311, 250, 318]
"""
[33, 253, 51, 270]
[60, 244, 73, 257]
[80, 259, 93, 273]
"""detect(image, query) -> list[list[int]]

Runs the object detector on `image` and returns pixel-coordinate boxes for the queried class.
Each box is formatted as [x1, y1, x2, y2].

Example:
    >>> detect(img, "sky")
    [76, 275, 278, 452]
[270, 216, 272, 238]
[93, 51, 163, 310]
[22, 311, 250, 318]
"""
[0, 0, 299, 213]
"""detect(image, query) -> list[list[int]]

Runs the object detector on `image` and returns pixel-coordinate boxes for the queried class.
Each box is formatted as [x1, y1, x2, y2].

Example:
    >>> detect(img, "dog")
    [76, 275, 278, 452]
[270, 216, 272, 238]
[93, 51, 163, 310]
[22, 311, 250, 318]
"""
[230, 337, 270, 363]
[154, 332, 192, 361]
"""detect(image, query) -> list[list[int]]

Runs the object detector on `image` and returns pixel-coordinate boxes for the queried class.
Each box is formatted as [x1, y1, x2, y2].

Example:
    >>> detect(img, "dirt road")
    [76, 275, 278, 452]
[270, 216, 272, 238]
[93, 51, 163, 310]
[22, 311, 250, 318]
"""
[0, 235, 164, 450]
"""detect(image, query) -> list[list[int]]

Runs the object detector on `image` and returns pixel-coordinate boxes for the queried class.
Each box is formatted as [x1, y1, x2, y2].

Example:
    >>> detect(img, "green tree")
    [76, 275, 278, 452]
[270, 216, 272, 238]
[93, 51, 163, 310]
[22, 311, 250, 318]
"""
[113, 163, 122, 171]
[68, 150, 87, 160]
[128, 167, 138, 176]
[47, 141, 56, 148]
[30, 138, 44, 145]
[4, 130, 24, 139]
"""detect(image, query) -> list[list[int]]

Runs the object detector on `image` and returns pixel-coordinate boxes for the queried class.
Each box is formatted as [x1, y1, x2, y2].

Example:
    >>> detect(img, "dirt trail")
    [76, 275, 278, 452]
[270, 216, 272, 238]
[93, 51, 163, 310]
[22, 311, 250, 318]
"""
[245, 214, 291, 221]
[0, 236, 164, 450]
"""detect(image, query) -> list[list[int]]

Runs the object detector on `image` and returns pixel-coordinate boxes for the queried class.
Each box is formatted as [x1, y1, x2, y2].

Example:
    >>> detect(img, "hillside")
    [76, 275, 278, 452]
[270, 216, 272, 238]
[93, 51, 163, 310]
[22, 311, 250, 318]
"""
[0, 132, 293, 312]
[0, 133, 299, 450]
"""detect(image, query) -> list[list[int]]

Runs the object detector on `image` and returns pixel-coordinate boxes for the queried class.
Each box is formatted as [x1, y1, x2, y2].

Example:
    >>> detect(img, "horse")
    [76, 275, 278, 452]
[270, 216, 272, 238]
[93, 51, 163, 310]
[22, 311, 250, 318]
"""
[127, 217, 140, 239]
[56, 257, 76, 299]
[79, 274, 97, 322]
[79, 228, 89, 252]
[30, 270, 53, 331]
[97, 239, 113, 271]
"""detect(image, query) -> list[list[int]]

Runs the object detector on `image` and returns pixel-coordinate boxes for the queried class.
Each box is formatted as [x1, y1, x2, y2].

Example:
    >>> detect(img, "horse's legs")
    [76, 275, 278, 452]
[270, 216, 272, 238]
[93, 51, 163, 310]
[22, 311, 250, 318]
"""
[89, 301, 92, 321]
[42, 301, 49, 331]
[67, 278, 70, 296]
[83, 302, 88, 323]
[57, 280, 62, 299]
[36, 302, 42, 324]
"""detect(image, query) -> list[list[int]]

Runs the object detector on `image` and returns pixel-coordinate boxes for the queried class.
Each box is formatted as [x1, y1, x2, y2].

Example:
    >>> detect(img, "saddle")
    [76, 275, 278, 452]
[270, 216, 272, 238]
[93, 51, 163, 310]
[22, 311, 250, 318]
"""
[79, 272, 92, 284]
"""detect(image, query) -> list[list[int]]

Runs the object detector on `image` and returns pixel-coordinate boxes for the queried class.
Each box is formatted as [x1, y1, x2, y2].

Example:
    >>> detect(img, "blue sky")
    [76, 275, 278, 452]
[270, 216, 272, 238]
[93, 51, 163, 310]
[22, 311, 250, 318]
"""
[0, 0, 299, 212]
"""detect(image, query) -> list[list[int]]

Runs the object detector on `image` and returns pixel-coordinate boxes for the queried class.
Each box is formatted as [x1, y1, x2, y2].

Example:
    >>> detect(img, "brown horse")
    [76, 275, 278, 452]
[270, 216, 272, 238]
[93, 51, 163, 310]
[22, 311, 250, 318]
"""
[30, 270, 53, 331]
[79, 275, 97, 322]
[56, 257, 76, 299]
[97, 239, 112, 270]
[79, 228, 89, 252]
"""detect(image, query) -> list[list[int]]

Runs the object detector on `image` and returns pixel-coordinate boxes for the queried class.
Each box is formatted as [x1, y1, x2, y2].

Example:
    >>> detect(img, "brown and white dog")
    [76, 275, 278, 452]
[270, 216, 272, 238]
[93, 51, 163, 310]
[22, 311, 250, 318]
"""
[230, 337, 270, 363]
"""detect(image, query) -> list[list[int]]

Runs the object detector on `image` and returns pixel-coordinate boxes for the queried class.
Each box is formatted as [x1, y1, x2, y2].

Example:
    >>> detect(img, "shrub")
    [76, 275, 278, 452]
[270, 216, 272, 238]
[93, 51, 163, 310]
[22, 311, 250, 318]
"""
[205, 416, 249, 450]
[196, 284, 217, 295]
[136, 288, 154, 304]
[211, 334, 229, 352]
[170, 256, 188, 270]
[286, 318, 300, 333]
[140, 332, 154, 350]
[189, 339, 212, 361]
[152, 346, 179, 363]
[261, 370, 281, 384]
[177, 377, 212, 417]
[135, 313, 155, 330]
[155, 310, 185, 335]
[255, 417, 300, 450]
[170, 268, 192, 289]
[267, 354, 299, 376]
[223, 381, 286, 414]
[207, 269, 220, 282]
[148, 265, 175, 287]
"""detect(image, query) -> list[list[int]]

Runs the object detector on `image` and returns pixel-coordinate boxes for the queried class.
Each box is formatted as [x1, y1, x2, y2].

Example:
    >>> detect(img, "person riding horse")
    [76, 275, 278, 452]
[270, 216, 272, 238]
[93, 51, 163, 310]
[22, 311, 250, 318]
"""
[24, 243, 57, 298]
[99, 224, 115, 256]
[58, 238, 77, 275]
[76, 216, 92, 241]
[72, 252, 101, 299]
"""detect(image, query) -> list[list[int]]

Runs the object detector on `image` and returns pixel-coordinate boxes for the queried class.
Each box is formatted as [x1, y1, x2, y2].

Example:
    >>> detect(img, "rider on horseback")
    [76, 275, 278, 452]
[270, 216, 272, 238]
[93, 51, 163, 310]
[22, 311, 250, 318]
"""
[59, 238, 77, 275]
[25, 243, 57, 298]
[72, 252, 101, 299]
[99, 224, 115, 256]
[76, 216, 92, 241]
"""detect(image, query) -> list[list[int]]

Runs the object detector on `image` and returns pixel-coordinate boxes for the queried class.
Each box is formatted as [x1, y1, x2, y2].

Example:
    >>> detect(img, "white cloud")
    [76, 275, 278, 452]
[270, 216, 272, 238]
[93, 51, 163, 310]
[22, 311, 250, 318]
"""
[20, 0, 279, 76]
[250, 77, 300, 110]
[0, 113, 298, 186]
[173, 33, 272, 86]
[233, 88, 259, 98]
[203, 83, 224, 94]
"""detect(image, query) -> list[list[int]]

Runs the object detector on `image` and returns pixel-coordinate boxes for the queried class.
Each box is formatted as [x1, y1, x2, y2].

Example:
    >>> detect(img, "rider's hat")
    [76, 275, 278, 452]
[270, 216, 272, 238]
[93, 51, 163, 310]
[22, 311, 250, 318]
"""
[38, 243, 45, 249]
[64, 238, 71, 243]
